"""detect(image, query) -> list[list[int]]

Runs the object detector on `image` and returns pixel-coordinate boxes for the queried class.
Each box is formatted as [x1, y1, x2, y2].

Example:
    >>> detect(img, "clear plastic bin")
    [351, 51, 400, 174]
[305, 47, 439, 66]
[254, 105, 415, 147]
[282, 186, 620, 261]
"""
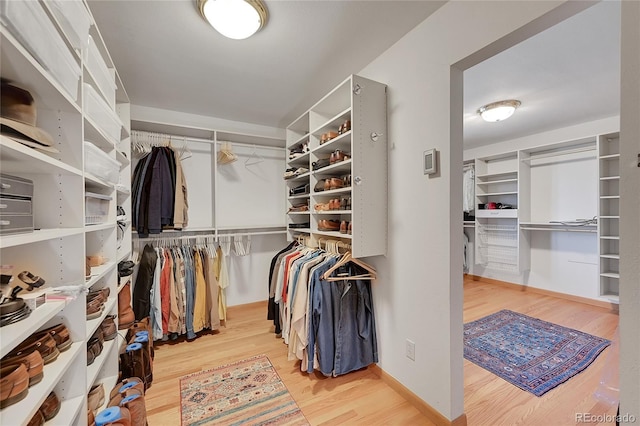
[44, 0, 92, 50]
[83, 83, 123, 144]
[1, 0, 81, 101]
[84, 141, 120, 184]
[85, 192, 112, 225]
[85, 35, 116, 109]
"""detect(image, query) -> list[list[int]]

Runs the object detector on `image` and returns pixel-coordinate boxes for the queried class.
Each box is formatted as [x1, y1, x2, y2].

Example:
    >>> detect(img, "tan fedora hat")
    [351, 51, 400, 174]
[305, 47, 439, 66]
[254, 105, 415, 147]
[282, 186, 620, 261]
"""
[1, 80, 58, 153]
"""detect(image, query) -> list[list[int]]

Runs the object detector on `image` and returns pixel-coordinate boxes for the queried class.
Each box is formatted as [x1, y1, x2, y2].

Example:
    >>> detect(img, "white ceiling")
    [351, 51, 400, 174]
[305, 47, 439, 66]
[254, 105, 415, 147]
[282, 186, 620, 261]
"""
[88, 1, 621, 147]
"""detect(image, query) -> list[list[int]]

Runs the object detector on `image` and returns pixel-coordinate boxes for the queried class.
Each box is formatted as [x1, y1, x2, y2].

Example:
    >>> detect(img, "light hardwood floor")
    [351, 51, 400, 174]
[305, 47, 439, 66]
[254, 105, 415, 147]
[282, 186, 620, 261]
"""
[143, 277, 619, 425]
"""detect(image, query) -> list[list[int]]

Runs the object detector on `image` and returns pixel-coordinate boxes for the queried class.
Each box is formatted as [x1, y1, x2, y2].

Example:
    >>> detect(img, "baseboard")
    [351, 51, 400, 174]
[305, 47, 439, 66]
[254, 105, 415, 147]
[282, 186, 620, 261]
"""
[369, 364, 467, 426]
[467, 275, 619, 312]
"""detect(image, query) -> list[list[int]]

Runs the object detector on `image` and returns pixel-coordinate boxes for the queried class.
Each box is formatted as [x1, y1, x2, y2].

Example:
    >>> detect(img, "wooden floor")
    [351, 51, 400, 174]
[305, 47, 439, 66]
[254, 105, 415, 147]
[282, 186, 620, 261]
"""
[143, 277, 619, 425]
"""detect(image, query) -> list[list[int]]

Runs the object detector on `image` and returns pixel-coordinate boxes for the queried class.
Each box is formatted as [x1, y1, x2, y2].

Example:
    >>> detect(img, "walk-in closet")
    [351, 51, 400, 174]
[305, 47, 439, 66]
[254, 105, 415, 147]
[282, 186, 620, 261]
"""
[1, 1, 638, 426]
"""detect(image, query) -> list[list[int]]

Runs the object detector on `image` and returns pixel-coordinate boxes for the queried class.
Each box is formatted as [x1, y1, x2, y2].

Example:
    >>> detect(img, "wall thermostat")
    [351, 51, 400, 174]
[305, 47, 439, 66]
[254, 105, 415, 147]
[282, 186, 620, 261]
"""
[423, 148, 438, 175]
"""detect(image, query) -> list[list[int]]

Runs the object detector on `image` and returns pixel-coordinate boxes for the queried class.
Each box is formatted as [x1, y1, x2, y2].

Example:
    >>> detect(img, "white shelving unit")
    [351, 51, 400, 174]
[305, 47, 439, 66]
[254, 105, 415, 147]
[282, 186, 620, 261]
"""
[285, 75, 388, 258]
[0, 1, 131, 424]
[598, 132, 620, 302]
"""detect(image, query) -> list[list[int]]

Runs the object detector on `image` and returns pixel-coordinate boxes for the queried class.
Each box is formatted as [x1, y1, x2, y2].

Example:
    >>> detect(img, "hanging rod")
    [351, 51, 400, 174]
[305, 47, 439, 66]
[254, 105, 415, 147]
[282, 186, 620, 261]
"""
[132, 129, 285, 151]
[521, 145, 596, 162]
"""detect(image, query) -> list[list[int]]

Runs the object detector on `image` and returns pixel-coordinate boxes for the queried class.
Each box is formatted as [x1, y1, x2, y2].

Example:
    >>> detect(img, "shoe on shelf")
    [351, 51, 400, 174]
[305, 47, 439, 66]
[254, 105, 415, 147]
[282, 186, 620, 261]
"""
[17, 271, 45, 290]
[318, 220, 341, 232]
[101, 315, 118, 341]
[340, 221, 348, 234]
[39, 391, 61, 421]
[88, 383, 105, 414]
[0, 363, 29, 408]
[7, 331, 60, 365]
[348, 222, 353, 235]
[26, 409, 45, 426]
[1, 348, 44, 387]
[118, 282, 135, 330]
[39, 323, 72, 352]
[328, 178, 344, 190]
[86, 296, 104, 320]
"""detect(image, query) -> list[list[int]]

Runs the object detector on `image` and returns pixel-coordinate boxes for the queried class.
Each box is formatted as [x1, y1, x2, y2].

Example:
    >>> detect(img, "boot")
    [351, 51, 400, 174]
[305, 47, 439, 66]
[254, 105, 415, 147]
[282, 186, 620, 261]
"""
[119, 392, 146, 426]
[118, 282, 134, 330]
[126, 318, 154, 361]
[94, 406, 131, 426]
[119, 343, 151, 391]
[108, 387, 143, 408]
[109, 377, 144, 402]
[130, 334, 153, 378]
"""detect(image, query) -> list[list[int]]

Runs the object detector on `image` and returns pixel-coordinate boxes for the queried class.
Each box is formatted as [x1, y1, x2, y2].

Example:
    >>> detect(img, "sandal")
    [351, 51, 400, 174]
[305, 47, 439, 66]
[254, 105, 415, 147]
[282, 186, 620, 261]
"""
[17, 271, 45, 290]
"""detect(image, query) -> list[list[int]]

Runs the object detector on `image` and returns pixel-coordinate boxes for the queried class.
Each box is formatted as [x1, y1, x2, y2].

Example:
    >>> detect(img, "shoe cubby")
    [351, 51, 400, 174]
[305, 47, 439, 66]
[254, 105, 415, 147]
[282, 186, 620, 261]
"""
[285, 75, 387, 257]
[598, 132, 620, 302]
[0, 1, 131, 423]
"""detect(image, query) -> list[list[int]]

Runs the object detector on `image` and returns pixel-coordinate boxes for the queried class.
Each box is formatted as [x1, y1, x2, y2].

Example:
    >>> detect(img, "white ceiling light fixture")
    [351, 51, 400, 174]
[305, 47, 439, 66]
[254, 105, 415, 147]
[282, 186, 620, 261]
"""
[477, 99, 521, 122]
[197, 0, 268, 40]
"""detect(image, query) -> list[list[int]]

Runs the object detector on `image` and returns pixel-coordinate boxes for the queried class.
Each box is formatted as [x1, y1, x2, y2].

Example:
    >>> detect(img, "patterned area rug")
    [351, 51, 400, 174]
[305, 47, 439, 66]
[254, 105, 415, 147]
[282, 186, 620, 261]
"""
[180, 354, 309, 426]
[464, 309, 611, 396]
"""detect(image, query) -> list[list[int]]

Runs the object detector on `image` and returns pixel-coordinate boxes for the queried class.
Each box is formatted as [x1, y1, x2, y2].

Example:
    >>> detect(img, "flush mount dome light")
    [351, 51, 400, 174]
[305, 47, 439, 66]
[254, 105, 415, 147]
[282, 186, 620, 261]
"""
[197, 0, 268, 40]
[477, 99, 521, 122]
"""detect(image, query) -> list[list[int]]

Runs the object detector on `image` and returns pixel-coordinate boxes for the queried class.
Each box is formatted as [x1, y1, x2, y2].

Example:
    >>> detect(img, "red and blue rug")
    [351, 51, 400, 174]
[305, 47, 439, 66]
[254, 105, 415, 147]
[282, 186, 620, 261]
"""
[180, 354, 309, 425]
[464, 309, 611, 396]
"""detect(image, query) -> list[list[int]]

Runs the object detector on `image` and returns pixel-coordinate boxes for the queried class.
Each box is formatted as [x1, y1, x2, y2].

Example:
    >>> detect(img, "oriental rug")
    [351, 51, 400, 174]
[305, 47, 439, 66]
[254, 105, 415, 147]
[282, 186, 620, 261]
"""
[464, 309, 611, 396]
[180, 354, 309, 426]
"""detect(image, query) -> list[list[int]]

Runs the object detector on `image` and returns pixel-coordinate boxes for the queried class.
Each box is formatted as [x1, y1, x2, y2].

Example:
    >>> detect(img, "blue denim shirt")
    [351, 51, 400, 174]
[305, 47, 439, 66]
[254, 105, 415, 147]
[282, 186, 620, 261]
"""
[308, 260, 378, 376]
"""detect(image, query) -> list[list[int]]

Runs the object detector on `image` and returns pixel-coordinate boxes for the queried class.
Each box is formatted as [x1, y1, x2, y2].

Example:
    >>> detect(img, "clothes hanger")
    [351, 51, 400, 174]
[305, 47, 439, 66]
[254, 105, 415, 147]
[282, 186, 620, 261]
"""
[244, 145, 264, 166]
[179, 136, 192, 160]
[321, 251, 377, 281]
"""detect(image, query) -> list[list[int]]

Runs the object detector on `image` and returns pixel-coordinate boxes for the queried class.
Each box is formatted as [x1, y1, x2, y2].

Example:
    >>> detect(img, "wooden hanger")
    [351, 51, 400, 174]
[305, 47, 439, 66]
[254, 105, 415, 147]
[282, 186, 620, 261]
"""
[321, 251, 377, 281]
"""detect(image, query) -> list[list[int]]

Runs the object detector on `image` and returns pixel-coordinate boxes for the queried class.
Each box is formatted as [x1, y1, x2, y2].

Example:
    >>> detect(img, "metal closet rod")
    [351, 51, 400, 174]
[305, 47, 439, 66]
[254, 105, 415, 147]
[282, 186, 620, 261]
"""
[133, 228, 286, 242]
[131, 130, 285, 151]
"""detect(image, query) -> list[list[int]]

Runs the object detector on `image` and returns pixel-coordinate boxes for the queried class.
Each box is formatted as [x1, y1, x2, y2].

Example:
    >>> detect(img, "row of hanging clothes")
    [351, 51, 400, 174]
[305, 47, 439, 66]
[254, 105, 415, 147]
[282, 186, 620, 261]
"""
[131, 131, 191, 237]
[267, 238, 378, 377]
[131, 235, 243, 341]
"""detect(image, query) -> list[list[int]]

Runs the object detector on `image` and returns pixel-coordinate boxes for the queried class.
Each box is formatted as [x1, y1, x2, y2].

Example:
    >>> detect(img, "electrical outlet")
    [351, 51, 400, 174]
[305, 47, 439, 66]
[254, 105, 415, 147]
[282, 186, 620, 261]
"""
[406, 339, 415, 361]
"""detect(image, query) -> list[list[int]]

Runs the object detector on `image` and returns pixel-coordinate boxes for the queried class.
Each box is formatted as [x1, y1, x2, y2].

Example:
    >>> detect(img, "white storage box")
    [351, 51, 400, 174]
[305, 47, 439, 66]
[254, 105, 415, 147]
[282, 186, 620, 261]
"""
[1, 0, 81, 101]
[44, 0, 92, 50]
[83, 83, 122, 144]
[85, 192, 112, 225]
[85, 35, 116, 109]
[84, 141, 120, 184]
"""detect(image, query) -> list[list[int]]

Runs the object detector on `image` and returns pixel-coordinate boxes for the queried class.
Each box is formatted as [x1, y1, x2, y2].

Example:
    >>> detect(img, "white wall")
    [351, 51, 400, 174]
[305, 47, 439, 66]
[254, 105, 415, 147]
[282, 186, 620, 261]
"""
[464, 116, 619, 300]
[356, 0, 597, 420]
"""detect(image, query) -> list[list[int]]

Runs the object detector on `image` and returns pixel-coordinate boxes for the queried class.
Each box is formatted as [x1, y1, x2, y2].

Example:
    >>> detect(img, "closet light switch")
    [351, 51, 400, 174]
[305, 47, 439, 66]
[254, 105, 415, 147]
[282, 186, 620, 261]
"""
[424, 149, 438, 175]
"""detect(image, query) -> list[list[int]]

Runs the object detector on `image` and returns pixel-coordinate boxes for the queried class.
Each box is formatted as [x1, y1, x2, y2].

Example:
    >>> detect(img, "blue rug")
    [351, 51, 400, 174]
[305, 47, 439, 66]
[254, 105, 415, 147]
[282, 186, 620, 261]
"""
[464, 309, 611, 396]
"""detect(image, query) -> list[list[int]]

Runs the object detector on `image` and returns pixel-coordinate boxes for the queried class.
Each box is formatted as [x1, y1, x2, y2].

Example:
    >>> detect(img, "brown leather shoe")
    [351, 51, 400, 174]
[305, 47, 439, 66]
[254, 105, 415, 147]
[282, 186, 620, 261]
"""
[86, 295, 104, 320]
[40, 391, 61, 421]
[109, 377, 145, 402]
[1, 348, 44, 386]
[38, 323, 72, 352]
[86, 337, 103, 366]
[88, 383, 105, 414]
[118, 282, 135, 330]
[0, 363, 29, 408]
[26, 408, 45, 426]
[88, 409, 96, 426]
[340, 221, 348, 234]
[7, 332, 60, 365]
[348, 222, 352, 235]
[318, 220, 341, 232]
[101, 315, 118, 341]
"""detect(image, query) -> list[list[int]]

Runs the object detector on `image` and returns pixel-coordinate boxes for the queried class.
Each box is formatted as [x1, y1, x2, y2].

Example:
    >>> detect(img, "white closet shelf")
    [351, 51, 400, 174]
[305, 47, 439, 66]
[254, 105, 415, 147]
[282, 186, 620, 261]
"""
[599, 196, 620, 200]
[600, 176, 620, 181]
[285, 171, 311, 182]
[314, 230, 353, 239]
[313, 159, 352, 175]
[600, 272, 620, 279]
[519, 223, 597, 233]
[86, 261, 117, 288]
[287, 133, 309, 150]
[116, 150, 130, 168]
[56, 394, 85, 426]
[0, 342, 83, 424]
[0, 27, 80, 113]
[84, 116, 118, 150]
[86, 338, 117, 392]
[314, 210, 352, 215]
[600, 236, 620, 240]
[0, 136, 83, 176]
[311, 107, 351, 136]
[117, 250, 131, 264]
[288, 211, 310, 215]
[85, 172, 114, 189]
[599, 215, 620, 219]
[116, 186, 131, 196]
[0, 227, 84, 249]
[600, 253, 620, 259]
[0, 299, 67, 357]
[314, 187, 352, 197]
[86, 296, 117, 338]
[476, 191, 518, 197]
[475, 209, 518, 218]
[288, 228, 311, 234]
[476, 178, 517, 185]
[476, 171, 518, 180]
[288, 194, 310, 200]
[600, 294, 620, 303]
[85, 222, 116, 232]
[311, 131, 352, 155]
[288, 152, 310, 165]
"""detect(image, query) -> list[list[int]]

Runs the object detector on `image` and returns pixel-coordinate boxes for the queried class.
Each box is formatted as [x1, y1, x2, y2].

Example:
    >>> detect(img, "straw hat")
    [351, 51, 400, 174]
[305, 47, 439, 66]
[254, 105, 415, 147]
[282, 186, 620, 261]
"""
[0, 79, 58, 153]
